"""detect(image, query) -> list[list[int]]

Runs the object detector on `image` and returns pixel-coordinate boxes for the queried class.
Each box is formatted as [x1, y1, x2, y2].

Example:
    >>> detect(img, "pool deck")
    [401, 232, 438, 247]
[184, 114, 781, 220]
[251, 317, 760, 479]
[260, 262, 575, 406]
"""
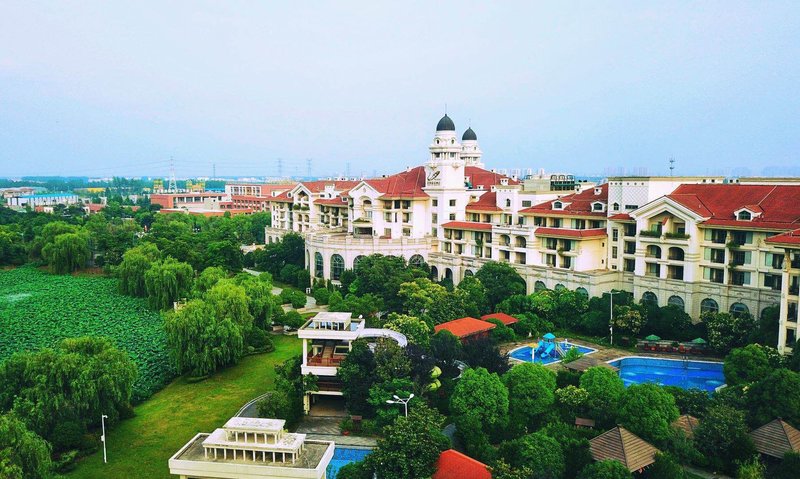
[501, 337, 723, 369]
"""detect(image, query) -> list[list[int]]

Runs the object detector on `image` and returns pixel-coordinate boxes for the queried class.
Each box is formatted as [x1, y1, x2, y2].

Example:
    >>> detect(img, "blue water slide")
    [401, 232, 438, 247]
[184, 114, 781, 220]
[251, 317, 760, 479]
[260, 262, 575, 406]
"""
[543, 343, 554, 358]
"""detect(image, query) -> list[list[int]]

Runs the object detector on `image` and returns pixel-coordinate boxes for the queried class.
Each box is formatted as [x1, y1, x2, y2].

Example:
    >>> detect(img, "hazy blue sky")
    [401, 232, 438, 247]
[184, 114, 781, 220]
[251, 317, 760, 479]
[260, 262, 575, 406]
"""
[1, 1, 798, 179]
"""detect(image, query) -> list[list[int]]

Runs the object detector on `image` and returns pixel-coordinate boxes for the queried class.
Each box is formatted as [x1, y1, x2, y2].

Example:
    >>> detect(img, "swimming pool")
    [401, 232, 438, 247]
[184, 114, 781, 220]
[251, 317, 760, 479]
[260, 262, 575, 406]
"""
[608, 356, 725, 393]
[509, 342, 597, 365]
[326, 446, 371, 479]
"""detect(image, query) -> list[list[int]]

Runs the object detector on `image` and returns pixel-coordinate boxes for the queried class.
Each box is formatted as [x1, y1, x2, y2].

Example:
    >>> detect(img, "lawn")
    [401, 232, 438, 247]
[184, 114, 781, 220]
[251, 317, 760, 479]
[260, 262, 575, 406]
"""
[67, 334, 302, 479]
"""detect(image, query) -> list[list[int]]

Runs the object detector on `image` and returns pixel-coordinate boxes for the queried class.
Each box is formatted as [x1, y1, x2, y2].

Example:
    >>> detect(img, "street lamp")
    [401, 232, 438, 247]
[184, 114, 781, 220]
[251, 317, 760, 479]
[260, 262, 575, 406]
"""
[607, 291, 623, 346]
[386, 393, 414, 417]
[101, 414, 109, 463]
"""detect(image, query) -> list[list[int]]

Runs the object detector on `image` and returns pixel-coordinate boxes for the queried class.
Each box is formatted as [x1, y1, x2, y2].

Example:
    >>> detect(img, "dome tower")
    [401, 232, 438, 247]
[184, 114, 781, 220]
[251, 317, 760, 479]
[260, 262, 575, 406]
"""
[426, 114, 465, 190]
[460, 127, 483, 168]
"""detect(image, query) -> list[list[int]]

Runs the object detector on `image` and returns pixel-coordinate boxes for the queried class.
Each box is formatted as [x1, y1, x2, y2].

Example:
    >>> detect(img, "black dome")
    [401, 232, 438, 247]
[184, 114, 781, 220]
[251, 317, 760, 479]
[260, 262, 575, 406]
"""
[462, 127, 477, 141]
[436, 114, 455, 131]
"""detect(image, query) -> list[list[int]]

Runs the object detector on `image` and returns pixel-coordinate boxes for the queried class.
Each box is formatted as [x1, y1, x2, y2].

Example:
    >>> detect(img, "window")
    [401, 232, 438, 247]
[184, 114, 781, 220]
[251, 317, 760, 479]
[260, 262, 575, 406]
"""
[553, 201, 563, 210]
[384, 212, 392, 221]
[625, 204, 639, 210]
[624, 259, 635, 272]
[668, 247, 685, 261]
[729, 302, 750, 317]
[642, 291, 658, 305]
[331, 254, 344, 280]
[612, 246, 618, 259]
[592, 202, 604, 211]
[624, 241, 636, 255]
[464, 269, 474, 277]
[409, 254, 424, 268]
[612, 228, 619, 241]
[574, 219, 586, 229]
[730, 231, 753, 246]
[612, 203, 620, 211]
[522, 200, 532, 207]
[576, 287, 589, 298]
[353, 255, 366, 269]
[314, 252, 323, 278]
[731, 250, 751, 266]
[765, 252, 784, 270]
[667, 265, 684, 280]
[646, 245, 662, 258]
[555, 284, 566, 291]
[383, 228, 391, 237]
[737, 211, 752, 221]
[449, 199, 456, 207]
[545, 254, 556, 267]
[449, 213, 456, 221]
[764, 274, 782, 290]
[705, 248, 725, 264]
[432, 199, 438, 206]
[668, 295, 685, 311]
[535, 281, 547, 292]
[701, 298, 719, 314]
[403, 227, 411, 237]
[730, 271, 751, 286]
[546, 238, 558, 250]
[645, 263, 661, 277]
[432, 213, 438, 224]
[704, 267, 724, 284]
[552, 218, 562, 228]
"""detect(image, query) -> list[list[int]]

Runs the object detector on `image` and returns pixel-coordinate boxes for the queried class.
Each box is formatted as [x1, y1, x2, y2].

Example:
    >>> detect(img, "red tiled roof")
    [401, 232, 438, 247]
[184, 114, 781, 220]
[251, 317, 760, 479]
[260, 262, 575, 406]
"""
[365, 166, 429, 199]
[667, 184, 800, 230]
[433, 449, 492, 479]
[298, 180, 361, 193]
[466, 191, 502, 212]
[86, 203, 105, 212]
[481, 313, 518, 326]
[465, 166, 520, 189]
[609, 213, 633, 221]
[766, 228, 800, 246]
[442, 221, 493, 231]
[434, 317, 496, 338]
[520, 183, 608, 217]
[315, 197, 349, 206]
[535, 227, 607, 239]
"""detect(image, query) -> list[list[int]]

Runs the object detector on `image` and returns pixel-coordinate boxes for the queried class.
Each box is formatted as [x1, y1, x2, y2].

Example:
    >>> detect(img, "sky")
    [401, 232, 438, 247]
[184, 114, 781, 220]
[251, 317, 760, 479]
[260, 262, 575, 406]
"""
[1, 1, 799, 179]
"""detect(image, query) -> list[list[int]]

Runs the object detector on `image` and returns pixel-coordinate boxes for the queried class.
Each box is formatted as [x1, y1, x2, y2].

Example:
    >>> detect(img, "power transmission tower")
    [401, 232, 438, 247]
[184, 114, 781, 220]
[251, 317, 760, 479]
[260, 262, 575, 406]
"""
[168, 156, 177, 192]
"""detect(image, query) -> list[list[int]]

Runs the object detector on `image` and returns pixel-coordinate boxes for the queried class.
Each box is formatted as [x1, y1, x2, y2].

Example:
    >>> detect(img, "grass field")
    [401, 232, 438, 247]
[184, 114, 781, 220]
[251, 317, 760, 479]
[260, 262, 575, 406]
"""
[67, 334, 302, 479]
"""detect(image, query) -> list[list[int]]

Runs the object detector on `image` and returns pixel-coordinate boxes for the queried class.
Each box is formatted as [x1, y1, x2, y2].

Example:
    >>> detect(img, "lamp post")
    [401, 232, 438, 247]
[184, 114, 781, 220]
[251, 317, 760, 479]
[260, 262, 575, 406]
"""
[607, 291, 622, 346]
[386, 393, 414, 417]
[101, 414, 109, 464]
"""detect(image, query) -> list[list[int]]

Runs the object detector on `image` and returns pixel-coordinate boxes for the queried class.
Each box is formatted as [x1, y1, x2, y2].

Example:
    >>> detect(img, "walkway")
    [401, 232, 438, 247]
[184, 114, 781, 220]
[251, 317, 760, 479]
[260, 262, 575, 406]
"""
[244, 268, 321, 311]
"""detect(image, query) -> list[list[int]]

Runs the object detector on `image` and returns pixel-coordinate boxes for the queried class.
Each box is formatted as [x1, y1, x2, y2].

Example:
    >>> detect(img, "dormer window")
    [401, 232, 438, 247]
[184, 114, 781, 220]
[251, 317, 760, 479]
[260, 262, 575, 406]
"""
[612, 202, 619, 211]
[592, 202, 605, 212]
[553, 201, 563, 210]
[738, 211, 752, 221]
[594, 187, 602, 195]
[505, 199, 511, 208]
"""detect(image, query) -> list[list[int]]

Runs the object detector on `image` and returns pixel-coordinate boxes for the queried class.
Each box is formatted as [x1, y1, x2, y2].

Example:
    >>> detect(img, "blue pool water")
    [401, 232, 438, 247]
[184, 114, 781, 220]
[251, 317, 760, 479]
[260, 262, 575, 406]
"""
[609, 357, 725, 393]
[509, 342, 597, 365]
[327, 447, 371, 479]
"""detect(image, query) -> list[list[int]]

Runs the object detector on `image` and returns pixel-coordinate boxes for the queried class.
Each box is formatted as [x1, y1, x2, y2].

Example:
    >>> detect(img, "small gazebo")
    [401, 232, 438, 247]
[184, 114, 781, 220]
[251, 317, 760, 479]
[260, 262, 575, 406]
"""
[672, 415, 700, 439]
[750, 419, 800, 459]
[589, 426, 659, 472]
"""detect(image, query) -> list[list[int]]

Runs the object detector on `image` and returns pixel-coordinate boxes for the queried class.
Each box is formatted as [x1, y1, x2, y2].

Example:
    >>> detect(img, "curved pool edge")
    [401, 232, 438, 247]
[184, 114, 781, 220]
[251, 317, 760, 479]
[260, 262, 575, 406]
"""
[508, 341, 598, 366]
[607, 355, 726, 393]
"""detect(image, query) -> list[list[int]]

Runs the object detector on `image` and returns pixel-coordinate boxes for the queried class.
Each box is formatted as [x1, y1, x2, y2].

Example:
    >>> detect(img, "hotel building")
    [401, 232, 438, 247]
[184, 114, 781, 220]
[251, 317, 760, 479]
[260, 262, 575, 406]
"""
[262, 115, 800, 353]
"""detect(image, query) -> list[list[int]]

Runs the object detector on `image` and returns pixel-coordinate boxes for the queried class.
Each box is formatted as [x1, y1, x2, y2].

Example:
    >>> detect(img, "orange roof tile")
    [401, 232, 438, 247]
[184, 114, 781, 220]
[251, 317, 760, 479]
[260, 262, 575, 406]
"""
[481, 313, 518, 326]
[442, 221, 493, 231]
[433, 449, 492, 479]
[434, 317, 496, 338]
[535, 227, 607, 239]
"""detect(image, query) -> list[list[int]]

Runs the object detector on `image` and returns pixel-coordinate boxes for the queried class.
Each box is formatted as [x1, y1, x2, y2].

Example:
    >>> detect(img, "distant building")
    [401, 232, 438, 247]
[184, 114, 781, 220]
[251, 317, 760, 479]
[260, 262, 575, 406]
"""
[169, 417, 334, 479]
[6, 192, 80, 209]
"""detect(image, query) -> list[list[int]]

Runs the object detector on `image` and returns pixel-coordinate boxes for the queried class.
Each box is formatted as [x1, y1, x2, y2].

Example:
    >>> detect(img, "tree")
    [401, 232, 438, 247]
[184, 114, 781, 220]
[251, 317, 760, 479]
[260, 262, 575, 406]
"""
[463, 337, 511, 375]
[475, 262, 526, 310]
[664, 387, 709, 417]
[351, 255, 427, 312]
[205, 281, 254, 329]
[724, 344, 772, 386]
[499, 432, 564, 479]
[736, 457, 766, 479]
[746, 368, 800, 427]
[0, 226, 26, 266]
[398, 278, 466, 326]
[430, 330, 462, 375]
[41, 231, 90, 273]
[116, 243, 161, 297]
[580, 460, 633, 479]
[163, 299, 244, 376]
[367, 378, 416, 428]
[195, 266, 227, 294]
[368, 403, 449, 479]
[0, 414, 52, 479]
[337, 340, 376, 416]
[256, 390, 292, 421]
[487, 319, 517, 343]
[702, 311, 758, 353]
[457, 275, 490, 317]
[373, 339, 411, 384]
[612, 305, 646, 336]
[580, 366, 626, 427]
[694, 405, 756, 474]
[384, 314, 431, 348]
[773, 452, 800, 479]
[0, 337, 137, 442]
[450, 368, 509, 439]
[204, 240, 243, 271]
[144, 257, 195, 310]
[645, 305, 692, 340]
[503, 363, 557, 433]
[646, 452, 686, 479]
[234, 274, 276, 330]
[618, 383, 679, 444]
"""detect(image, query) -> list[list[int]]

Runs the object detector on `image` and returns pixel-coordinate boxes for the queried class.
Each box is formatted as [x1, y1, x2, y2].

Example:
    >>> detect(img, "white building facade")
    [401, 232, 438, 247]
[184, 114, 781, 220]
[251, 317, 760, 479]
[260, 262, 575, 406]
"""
[263, 115, 800, 353]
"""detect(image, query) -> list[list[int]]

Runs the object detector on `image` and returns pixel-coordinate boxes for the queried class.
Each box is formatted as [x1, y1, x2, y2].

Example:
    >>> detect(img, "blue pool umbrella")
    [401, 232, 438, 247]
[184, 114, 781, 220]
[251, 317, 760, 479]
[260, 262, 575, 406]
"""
[543, 333, 556, 340]
[691, 338, 707, 344]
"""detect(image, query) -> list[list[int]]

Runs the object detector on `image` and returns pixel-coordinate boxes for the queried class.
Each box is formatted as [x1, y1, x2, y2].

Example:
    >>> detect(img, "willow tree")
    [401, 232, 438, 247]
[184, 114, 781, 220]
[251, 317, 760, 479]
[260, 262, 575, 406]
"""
[41, 231, 91, 274]
[164, 299, 244, 376]
[205, 280, 254, 329]
[144, 257, 194, 310]
[0, 414, 52, 479]
[116, 243, 161, 297]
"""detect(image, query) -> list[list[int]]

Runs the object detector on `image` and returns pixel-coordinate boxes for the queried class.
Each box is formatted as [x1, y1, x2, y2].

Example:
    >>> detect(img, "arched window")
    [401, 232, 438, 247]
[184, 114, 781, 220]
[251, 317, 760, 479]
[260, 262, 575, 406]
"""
[553, 201, 563, 210]
[667, 295, 685, 311]
[464, 269, 474, 278]
[314, 252, 323, 278]
[445, 268, 453, 281]
[612, 203, 620, 211]
[430, 266, 439, 281]
[668, 247, 684, 261]
[505, 199, 511, 207]
[700, 298, 718, 314]
[515, 236, 527, 248]
[646, 245, 662, 258]
[353, 255, 366, 269]
[737, 211, 752, 221]
[535, 281, 547, 292]
[331, 254, 344, 280]
[500, 234, 510, 246]
[555, 283, 566, 291]
[409, 254, 425, 268]
[642, 291, 658, 306]
[729, 302, 750, 317]
[576, 287, 589, 298]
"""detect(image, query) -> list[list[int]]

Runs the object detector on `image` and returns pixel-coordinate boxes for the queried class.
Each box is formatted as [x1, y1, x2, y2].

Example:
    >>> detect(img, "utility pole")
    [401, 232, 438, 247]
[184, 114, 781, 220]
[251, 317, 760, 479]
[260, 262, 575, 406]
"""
[168, 156, 177, 192]
[101, 414, 109, 463]
[669, 157, 675, 177]
[386, 394, 414, 417]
